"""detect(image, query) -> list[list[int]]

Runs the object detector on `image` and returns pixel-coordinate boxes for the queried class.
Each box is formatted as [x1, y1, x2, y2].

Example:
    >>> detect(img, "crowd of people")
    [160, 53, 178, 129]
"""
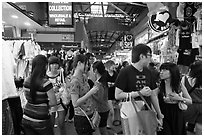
[2, 43, 202, 135]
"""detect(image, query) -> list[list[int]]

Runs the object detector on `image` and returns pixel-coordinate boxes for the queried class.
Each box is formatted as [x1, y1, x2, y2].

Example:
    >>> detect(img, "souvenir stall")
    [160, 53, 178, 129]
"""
[134, 2, 202, 75]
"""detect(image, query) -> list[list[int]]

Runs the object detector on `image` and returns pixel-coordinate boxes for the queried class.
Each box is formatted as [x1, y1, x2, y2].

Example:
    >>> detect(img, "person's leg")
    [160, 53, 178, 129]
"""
[57, 110, 66, 135]
[50, 112, 56, 128]
[107, 100, 114, 128]
[99, 111, 109, 135]
[2, 99, 14, 135]
[7, 97, 23, 135]
[68, 101, 74, 121]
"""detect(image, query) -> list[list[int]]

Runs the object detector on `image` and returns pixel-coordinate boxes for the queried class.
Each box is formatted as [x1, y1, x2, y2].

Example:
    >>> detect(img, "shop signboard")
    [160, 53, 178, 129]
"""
[48, 2, 73, 27]
[62, 34, 74, 42]
[148, 10, 172, 33]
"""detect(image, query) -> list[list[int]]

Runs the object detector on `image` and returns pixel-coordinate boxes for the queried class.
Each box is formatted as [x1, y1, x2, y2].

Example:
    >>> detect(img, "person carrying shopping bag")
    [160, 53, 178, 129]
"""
[115, 43, 163, 135]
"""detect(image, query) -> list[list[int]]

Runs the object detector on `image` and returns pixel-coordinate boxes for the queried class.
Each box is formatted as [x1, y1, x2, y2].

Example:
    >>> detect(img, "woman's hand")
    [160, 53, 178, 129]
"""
[89, 85, 99, 95]
[157, 114, 164, 131]
[168, 92, 182, 101]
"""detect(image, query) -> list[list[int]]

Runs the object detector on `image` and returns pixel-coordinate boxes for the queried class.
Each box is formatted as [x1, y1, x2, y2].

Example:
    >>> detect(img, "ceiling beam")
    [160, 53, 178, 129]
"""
[101, 2, 105, 17]
[108, 2, 130, 17]
[125, 2, 147, 7]
[83, 2, 95, 13]
[108, 31, 116, 43]
[109, 32, 125, 48]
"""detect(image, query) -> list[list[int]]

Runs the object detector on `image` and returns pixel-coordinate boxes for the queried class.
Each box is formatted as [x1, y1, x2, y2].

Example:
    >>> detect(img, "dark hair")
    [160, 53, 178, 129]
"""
[105, 60, 115, 69]
[72, 54, 88, 71]
[122, 61, 129, 67]
[159, 62, 181, 94]
[132, 43, 152, 63]
[92, 61, 108, 88]
[48, 56, 60, 65]
[189, 61, 202, 88]
[30, 55, 48, 102]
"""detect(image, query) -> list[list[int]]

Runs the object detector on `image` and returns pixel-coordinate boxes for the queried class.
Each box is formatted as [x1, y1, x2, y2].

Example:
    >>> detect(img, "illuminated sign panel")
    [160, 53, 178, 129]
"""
[48, 2, 73, 26]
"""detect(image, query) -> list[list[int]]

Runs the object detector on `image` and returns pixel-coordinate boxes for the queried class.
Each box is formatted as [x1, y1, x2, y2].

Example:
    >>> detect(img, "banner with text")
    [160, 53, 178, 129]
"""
[48, 2, 73, 26]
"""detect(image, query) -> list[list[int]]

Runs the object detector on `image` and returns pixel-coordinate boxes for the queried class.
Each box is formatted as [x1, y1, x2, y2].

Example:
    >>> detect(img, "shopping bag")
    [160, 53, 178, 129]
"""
[134, 91, 158, 135]
[120, 93, 144, 135]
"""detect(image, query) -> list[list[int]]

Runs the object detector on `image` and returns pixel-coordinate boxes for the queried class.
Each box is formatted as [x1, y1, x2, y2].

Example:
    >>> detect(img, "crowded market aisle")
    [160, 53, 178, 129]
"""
[2, 2, 202, 135]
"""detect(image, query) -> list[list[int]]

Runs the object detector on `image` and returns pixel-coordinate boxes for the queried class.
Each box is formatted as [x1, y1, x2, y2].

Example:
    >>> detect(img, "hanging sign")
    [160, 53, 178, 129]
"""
[123, 34, 133, 49]
[48, 2, 73, 26]
[148, 10, 172, 32]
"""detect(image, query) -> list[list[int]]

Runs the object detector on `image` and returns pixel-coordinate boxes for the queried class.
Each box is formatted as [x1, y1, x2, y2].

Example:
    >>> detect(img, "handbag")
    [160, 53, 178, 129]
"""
[132, 91, 158, 135]
[178, 92, 188, 111]
[178, 101, 188, 110]
[59, 68, 70, 105]
[79, 107, 101, 130]
[120, 93, 144, 135]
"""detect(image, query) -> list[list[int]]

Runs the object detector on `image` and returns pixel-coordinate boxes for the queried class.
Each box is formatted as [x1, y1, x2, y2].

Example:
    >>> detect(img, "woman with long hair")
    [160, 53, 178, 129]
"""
[92, 61, 110, 135]
[22, 55, 57, 135]
[154, 62, 192, 135]
[70, 54, 99, 135]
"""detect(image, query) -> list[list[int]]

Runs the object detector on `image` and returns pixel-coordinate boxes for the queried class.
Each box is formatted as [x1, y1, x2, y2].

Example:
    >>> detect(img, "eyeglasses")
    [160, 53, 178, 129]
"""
[146, 53, 152, 57]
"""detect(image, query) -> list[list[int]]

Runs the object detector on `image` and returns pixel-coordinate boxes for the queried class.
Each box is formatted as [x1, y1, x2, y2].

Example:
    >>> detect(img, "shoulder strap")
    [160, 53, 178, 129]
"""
[184, 76, 192, 91]
[137, 91, 153, 111]
[184, 76, 197, 94]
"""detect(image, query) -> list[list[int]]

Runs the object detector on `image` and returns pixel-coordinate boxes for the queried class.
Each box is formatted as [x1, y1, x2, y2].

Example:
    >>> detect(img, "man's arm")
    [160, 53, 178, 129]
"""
[150, 89, 163, 119]
[115, 87, 152, 100]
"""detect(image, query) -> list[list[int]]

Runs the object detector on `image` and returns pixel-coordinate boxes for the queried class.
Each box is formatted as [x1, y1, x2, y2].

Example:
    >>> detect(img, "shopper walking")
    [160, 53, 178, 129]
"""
[115, 43, 163, 134]
[92, 61, 110, 135]
[182, 61, 202, 135]
[105, 60, 118, 129]
[22, 55, 57, 135]
[70, 54, 99, 135]
[156, 62, 192, 135]
[46, 56, 66, 134]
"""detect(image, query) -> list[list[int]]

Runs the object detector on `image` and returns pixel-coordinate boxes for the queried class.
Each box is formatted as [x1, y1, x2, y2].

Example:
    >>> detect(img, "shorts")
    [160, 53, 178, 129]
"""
[98, 110, 110, 127]
[74, 114, 94, 135]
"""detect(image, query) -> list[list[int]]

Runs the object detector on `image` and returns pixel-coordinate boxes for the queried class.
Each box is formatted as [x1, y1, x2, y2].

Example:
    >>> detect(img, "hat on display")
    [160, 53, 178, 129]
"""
[48, 56, 60, 64]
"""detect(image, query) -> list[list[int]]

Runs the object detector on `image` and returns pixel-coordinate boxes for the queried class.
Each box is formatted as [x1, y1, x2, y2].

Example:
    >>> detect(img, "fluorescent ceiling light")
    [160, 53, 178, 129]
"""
[11, 15, 18, 19]
[24, 22, 31, 26]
